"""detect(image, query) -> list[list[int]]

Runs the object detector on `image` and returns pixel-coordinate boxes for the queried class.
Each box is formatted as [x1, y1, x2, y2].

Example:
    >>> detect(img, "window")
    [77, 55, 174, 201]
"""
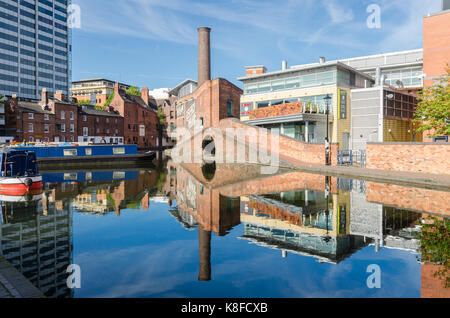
[70, 111, 74, 120]
[96, 128, 100, 134]
[83, 115, 87, 122]
[106, 118, 109, 123]
[113, 171, 126, 179]
[61, 111, 65, 119]
[113, 147, 126, 155]
[28, 123, 33, 132]
[44, 114, 49, 120]
[61, 124, 66, 132]
[64, 149, 77, 156]
[96, 117, 99, 123]
[70, 124, 75, 132]
[106, 128, 110, 134]
[28, 113, 34, 120]
[70, 136, 74, 142]
[44, 124, 49, 133]
[227, 100, 233, 117]
[83, 127, 88, 137]
[64, 173, 78, 180]
[85, 148, 92, 156]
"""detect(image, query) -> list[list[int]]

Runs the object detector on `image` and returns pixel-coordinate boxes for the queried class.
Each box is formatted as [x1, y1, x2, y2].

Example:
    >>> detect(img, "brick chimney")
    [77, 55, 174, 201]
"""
[10, 94, 18, 111]
[40, 88, 49, 106]
[198, 27, 211, 87]
[54, 90, 65, 101]
[141, 87, 149, 105]
[245, 66, 267, 76]
[114, 82, 120, 95]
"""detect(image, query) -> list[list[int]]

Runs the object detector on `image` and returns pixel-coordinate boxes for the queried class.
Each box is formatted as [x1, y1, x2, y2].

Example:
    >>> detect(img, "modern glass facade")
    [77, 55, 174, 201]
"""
[0, 0, 71, 100]
[243, 70, 352, 95]
[365, 66, 423, 88]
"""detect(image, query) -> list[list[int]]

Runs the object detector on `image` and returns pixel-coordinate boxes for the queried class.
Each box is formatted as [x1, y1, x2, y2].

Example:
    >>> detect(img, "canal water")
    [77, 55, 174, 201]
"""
[0, 161, 448, 298]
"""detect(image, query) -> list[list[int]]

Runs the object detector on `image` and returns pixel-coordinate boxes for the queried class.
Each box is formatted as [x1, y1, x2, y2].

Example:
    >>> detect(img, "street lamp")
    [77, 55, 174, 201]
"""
[324, 94, 332, 165]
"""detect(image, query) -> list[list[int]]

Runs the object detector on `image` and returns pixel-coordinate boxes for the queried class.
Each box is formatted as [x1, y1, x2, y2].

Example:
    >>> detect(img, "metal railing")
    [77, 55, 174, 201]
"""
[337, 150, 366, 167]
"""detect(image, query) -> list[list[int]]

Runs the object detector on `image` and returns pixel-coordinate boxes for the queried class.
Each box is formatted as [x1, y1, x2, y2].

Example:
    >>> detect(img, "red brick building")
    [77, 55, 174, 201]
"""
[422, 8, 450, 141]
[6, 88, 125, 145]
[175, 78, 242, 131]
[110, 83, 159, 149]
[78, 106, 124, 144]
[7, 89, 80, 143]
[176, 28, 242, 133]
[157, 95, 178, 147]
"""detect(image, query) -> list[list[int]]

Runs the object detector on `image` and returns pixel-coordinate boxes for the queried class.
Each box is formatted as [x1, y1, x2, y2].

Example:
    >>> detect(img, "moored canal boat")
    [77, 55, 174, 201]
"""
[8, 144, 156, 167]
[0, 149, 43, 195]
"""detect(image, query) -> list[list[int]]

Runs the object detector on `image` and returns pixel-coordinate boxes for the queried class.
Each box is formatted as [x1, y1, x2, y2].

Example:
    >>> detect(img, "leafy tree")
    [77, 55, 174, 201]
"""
[414, 67, 450, 137]
[416, 217, 450, 288]
[77, 99, 91, 105]
[126, 86, 141, 96]
[104, 91, 115, 107]
[157, 107, 166, 128]
[156, 107, 166, 149]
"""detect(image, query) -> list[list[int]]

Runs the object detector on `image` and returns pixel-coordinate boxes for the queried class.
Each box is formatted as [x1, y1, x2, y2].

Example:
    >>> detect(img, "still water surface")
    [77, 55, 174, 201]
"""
[0, 162, 448, 298]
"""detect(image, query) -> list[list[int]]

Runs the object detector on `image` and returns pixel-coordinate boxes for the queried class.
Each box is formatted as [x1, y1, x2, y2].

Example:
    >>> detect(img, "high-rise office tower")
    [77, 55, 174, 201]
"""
[0, 0, 71, 100]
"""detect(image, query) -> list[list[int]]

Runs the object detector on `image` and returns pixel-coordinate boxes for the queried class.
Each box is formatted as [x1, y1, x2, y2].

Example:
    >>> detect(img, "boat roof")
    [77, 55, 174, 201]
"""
[0, 148, 35, 154]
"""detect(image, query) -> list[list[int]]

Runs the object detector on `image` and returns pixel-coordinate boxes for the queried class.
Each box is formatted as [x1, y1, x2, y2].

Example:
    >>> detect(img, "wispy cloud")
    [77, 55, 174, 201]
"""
[322, 0, 354, 24]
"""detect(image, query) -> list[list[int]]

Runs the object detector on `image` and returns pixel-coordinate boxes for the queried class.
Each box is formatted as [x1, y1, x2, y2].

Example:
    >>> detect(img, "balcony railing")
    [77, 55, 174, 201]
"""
[249, 102, 329, 120]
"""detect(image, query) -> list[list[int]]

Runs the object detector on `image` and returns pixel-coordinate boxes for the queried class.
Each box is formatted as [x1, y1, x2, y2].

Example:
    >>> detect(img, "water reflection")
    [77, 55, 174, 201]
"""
[0, 161, 448, 298]
[172, 161, 449, 296]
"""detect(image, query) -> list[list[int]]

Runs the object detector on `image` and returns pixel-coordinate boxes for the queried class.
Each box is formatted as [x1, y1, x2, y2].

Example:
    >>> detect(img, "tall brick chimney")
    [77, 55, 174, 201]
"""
[54, 90, 65, 101]
[40, 88, 49, 106]
[114, 82, 120, 95]
[141, 87, 149, 105]
[11, 94, 18, 111]
[198, 27, 211, 87]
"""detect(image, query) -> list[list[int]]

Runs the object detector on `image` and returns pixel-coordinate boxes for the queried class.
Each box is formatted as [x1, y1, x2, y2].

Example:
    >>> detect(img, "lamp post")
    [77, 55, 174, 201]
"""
[324, 94, 332, 165]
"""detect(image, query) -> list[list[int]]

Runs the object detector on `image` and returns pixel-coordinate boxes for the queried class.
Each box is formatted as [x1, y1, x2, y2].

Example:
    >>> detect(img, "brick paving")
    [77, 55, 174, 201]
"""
[0, 256, 45, 298]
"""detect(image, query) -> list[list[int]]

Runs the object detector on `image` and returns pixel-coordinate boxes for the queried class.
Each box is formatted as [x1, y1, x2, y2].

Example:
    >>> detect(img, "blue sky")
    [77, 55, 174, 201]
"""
[71, 0, 441, 90]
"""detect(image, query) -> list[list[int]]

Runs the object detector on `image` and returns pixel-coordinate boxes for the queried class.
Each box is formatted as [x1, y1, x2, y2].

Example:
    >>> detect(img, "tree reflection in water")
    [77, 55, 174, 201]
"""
[418, 217, 450, 288]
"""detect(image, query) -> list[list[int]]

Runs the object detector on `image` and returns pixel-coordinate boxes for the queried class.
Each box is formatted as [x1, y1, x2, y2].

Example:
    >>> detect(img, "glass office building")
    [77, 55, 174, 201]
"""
[0, 0, 71, 100]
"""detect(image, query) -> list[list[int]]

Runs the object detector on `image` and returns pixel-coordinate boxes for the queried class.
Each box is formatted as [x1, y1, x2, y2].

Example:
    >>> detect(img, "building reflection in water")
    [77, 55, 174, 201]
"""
[0, 161, 448, 297]
[171, 161, 449, 295]
[0, 168, 160, 298]
[0, 192, 73, 298]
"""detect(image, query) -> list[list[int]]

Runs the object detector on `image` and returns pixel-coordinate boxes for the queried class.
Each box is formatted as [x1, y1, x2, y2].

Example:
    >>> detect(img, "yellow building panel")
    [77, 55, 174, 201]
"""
[383, 119, 420, 142]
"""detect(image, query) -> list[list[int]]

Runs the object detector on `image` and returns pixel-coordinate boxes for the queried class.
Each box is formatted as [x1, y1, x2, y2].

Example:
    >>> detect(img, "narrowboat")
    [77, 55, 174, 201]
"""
[10, 144, 156, 167]
[0, 149, 43, 195]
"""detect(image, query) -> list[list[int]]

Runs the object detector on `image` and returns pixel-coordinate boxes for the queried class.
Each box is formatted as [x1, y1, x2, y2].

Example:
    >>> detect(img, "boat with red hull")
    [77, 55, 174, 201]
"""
[0, 149, 43, 196]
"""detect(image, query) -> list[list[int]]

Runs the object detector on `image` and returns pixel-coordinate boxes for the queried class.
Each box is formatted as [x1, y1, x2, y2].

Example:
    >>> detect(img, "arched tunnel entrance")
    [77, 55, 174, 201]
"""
[202, 135, 216, 164]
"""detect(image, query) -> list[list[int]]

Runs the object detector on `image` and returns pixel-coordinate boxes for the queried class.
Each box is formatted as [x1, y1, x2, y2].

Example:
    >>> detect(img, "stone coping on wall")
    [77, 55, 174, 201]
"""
[367, 142, 450, 145]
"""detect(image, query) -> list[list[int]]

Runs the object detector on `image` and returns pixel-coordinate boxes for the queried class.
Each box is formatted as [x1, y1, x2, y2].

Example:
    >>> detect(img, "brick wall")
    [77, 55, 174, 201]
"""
[249, 102, 303, 120]
[220, 119, 338, 166]
[423, 11, 450, 87]
[421, 263, 450, 298]
[366, 182, 450, 216]
[366, 142, 450, 175]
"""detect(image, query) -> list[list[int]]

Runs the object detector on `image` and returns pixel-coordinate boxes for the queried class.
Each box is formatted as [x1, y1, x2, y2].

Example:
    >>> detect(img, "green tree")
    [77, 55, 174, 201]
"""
[157, 106, 166, 149]
[414, 67, 450, 137]
[126, 86, 141, 96]
[104, 91, 115, 107]
[77, 100, 91, 105]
